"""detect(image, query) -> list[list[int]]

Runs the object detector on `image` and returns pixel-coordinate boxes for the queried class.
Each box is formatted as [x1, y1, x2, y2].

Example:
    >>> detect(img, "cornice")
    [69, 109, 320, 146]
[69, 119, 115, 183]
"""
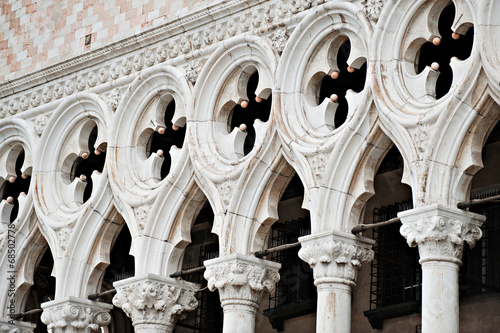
[0, 0, 331, 111]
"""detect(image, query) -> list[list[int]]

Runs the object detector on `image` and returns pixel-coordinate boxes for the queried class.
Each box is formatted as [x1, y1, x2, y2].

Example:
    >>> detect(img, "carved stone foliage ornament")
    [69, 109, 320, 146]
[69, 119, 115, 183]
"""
[364, 0, 384, 21]
[204, 254, 280, 306]
[33, 114, 49, 136]
[106, 88, 122, 111]
[41, 297, 112, 333]
[298, 231, 374, 286]
[113, 275, 198, 331]
[271, 28, 289, 54]
[185, 60, 203, 85]
[399, 205, 485, 264]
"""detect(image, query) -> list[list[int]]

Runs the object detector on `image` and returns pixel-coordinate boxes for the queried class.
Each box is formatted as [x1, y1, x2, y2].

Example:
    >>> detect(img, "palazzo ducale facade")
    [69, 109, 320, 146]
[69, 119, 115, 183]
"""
[1, 0, 500, 332]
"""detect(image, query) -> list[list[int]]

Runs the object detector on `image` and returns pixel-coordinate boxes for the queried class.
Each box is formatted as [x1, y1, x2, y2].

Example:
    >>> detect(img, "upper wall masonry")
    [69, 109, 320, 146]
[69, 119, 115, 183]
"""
[0, 0, 205, 82]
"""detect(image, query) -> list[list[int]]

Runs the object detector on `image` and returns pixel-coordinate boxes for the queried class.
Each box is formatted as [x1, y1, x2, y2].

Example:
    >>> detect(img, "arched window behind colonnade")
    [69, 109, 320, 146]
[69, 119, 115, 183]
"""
[98, 224, 135, 333]
[175, 201, 222, 333]
[459, 120, 500, 329]
[360, 145, 416, 330]
[22, 246, 55, 333]
[261, 173, 315, 332]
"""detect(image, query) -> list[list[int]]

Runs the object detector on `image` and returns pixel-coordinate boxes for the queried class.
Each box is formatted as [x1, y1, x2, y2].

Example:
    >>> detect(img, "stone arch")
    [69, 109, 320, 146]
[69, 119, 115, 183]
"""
[275, 1, 381, 233]
[33, 92, 113, 227]
[107, 65, 196, 266]
[0, 118, 36, 226]
[108, 64, 192, 201]
[0, 220, 48, 316]
[451, 87, 500, 204]
[31, 93, 115, 298]
[138, 178, 207, 276]
[188, 34, 284, 255]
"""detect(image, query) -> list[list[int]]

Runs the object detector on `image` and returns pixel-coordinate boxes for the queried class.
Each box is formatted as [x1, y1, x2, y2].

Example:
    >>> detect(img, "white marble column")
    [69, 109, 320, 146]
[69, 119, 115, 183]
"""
[112, 274, 198, 333]
[41, 296, 112, 333]
[0, 318, 35, 333]
[204, 254, 280, 333]
[399, 204, 485, 333]
[298, 231, 374, 333]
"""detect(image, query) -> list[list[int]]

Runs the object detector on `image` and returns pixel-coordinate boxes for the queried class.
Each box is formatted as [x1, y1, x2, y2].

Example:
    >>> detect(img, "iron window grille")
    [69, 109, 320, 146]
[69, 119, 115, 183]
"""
[461, 185, 500, 297]
[366, 186, 500, 329]
[365, 200, 419, 329]
[264, 217, 316, 332]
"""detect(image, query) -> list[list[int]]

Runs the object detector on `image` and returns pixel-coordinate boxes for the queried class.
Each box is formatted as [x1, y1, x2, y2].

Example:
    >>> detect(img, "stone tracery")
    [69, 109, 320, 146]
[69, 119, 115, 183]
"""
[0, 0, 499, 332]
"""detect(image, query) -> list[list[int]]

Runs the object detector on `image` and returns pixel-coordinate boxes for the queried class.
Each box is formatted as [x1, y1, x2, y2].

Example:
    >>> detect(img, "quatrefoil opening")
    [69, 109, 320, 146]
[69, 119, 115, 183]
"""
[137, 94, 186, 182]
[305, 35, 367, 132]
[0, 146, 31, 222]
[218, 66, 272, 159]
[61, 121, 106, 205]
[403, 1, 474, 101]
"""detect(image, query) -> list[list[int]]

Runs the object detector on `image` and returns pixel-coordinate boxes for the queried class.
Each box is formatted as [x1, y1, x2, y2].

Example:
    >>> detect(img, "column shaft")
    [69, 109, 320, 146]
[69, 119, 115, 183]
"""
[421, 261, 459, 333]
[222, 302, 258, 333]
[316, 282, 352, 333]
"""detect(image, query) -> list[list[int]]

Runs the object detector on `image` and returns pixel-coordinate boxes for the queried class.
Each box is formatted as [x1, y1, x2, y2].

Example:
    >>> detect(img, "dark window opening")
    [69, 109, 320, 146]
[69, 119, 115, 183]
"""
[23, 247, 56, 333]
[264, 174, 315, 332]
[1, 150, 31, 222]
[319, 39, 367, 128]
[175, 201, 222, 333]
[461, 186, 500, 297]
[417, 3, 474, 99]
[229, 71, 272, 156]
[149, 100, 186, 179]
[71, 126, 106, 202]
[100, 224, 135, 333]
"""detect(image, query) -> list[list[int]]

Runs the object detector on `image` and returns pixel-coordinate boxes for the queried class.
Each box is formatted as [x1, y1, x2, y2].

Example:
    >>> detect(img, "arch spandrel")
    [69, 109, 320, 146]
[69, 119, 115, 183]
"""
[276, 2, 380, 233]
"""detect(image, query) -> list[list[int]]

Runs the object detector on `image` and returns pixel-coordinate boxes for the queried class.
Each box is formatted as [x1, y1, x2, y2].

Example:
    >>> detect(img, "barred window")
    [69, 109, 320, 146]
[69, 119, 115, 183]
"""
[264, 174, 316, 332]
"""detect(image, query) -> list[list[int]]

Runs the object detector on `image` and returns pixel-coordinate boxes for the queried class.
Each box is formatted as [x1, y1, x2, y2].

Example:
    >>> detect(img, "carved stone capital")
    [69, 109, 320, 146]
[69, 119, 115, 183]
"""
[399, 205, 485, 264]
[40, 297, 112, 333]
[204, 254, 281, 308]
[112, 274, 198, 332]
[298, 231, 375, 286]
[0, 318, 35, 333]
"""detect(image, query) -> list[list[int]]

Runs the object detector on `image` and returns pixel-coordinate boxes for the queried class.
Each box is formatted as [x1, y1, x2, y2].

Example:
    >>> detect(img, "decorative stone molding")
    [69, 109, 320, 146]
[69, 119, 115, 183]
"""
[399, 204, 485, 264]
[113, 274, 198, 332]
[298, 231, 374, 286]
[106, 88, 122, 111]
[33, 114, 49, 137]
[271, 28, 289, 54]
[204, 254, 280, 307]
[0, 318, 35, 333]
[0, 0, 341, 117]
[41, 297, 112, 333]
[185, 60, 203, 85]
[363, 0, 384, 21]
